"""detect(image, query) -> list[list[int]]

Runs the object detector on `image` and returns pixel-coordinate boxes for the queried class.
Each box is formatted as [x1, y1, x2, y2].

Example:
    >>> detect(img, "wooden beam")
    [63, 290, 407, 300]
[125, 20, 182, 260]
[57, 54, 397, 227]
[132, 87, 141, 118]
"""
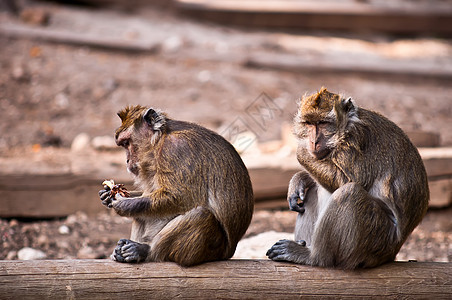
[175, 0, 452, 36]
[1, 148, 451, 217]
[245, 52, 452, 81]
[0, 260, 450, 299]
[0, 23, 159, 52]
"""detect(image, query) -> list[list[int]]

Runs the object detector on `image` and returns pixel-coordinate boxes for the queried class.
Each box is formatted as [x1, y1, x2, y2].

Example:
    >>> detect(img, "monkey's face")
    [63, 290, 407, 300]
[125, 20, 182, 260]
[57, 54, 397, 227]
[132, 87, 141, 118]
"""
[301, 121, 334, 160]
[116, 128, 140, 176]
[295, 88, 358, 160]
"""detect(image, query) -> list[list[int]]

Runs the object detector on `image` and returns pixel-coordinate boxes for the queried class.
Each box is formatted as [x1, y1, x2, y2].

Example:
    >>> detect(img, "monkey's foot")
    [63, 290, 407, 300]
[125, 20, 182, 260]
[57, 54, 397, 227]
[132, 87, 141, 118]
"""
[266, 239, 310, 264]
[111, 239, 150, 263]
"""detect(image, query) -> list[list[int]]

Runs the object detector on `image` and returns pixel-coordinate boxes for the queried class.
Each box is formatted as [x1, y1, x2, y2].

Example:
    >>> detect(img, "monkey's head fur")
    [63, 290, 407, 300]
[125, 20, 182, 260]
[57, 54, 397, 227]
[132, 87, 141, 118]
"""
[116, 105, 167, 142]
[115, 105, 168, 178]
[295, 88, 359, 160]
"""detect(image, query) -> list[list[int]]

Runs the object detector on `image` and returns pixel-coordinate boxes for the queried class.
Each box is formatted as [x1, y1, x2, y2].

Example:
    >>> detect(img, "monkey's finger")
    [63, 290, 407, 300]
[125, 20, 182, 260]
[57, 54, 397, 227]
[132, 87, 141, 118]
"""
[297, 206, 305, 214]
[99, 190, 112, 201]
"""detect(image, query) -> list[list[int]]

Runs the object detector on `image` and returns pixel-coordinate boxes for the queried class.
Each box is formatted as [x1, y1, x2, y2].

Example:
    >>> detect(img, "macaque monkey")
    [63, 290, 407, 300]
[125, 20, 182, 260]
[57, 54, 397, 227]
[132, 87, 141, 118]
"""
[267, 88, 429, 269]
[99, 106, 254, 267]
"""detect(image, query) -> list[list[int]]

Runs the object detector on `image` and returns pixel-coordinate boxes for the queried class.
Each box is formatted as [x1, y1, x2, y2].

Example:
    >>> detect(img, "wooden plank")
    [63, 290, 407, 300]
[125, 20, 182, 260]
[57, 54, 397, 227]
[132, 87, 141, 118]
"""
[0, 23, 159, 52]
[1, 148, 450, 218]
[429, 178, 452, 208]
[0, 174, 133, 218]
[420, 148, 452, 178]
[245, 52, 452, 80]
[248, 167, 296, 200]
[406, 131, 441, 148]
[175, 0, 452, 35]
[0, 260, 450, 299]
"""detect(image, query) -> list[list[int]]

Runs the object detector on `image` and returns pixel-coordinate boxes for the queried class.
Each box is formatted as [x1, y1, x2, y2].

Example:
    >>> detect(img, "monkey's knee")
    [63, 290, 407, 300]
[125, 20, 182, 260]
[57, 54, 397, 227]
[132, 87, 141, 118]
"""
[152, 207, 228, 266]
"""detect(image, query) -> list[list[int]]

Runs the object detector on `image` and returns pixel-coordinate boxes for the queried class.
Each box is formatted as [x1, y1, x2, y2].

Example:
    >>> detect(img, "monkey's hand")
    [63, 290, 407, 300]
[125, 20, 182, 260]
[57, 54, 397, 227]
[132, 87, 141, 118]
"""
[288, 189, 305, 214]
[99, 185, 114, 208]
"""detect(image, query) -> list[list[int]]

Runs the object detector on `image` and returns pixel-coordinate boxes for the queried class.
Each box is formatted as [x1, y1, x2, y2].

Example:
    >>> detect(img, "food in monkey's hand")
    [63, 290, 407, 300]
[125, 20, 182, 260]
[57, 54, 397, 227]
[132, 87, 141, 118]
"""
[102, 179, 130, 198]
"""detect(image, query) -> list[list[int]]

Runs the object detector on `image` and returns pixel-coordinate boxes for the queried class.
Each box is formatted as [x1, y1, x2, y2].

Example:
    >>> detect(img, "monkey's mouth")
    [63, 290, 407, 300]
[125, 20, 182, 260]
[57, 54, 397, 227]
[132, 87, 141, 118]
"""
[127, 164, 139, 176]
[311, 148, 331, 160]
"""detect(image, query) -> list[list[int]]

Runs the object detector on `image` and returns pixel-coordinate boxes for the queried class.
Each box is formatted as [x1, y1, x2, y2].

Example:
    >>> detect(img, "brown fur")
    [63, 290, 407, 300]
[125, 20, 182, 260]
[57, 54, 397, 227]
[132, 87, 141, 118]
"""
[100, 106, 254, 266]
[267, 88, 429, 269]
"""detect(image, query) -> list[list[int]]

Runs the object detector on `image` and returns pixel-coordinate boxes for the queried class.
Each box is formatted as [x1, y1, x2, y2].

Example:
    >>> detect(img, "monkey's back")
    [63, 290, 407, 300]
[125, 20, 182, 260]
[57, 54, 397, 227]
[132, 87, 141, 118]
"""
[152, 120, 254, 257]
[338, 108, 429, 239]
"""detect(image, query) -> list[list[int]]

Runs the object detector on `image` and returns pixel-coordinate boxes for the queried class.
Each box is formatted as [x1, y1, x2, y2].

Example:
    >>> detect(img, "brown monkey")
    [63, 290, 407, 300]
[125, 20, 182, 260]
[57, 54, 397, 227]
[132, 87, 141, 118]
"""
[266, 88, 429, 269]
[99, 106, 254, 267]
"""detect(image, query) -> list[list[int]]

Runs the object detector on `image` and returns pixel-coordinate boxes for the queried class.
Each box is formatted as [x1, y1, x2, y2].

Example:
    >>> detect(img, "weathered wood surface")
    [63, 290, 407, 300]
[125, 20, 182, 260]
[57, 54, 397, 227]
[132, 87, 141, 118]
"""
[0, 23, 158, 52]
[1, 148, 451, 217]
[245, 52, 452, 81]
[0, 260, 450, 299]
[176, 0, 452, 36]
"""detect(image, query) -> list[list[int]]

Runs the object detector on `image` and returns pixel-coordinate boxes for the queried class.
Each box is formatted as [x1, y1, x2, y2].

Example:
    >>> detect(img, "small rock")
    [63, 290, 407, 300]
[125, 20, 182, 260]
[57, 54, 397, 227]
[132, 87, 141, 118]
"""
[66, 211, 88, 225]
[91, 136, 116, 150]
[58, 225, 70, 235]
[71, 133, 90, 152]
[162, 36, 183, 53]
[54, 93, 69, 109]
[197, 70, 211, 83]
[11, 66, 28, 81]
[77, 246, 96, 259]
[17, 247, 47, 260]
[20, 8, 50, 26]
[9, 219, 19, 227]
[37, 234, 49, 246]
[6, 251, 17, 260]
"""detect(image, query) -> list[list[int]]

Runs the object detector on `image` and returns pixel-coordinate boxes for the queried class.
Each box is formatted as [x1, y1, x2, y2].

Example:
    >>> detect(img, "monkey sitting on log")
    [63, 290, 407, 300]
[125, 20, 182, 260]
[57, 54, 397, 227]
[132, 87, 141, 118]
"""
[99, 105, 254, 267]
[267, 88, 429, 269]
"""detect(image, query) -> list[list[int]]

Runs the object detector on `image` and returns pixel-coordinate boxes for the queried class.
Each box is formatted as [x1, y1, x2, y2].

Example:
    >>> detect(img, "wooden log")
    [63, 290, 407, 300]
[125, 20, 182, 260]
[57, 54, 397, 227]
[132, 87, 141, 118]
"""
[175, 0, 452, 36]
[429, 178, 452, 208]
[245, 52, 452, 81]
[0, 260, 450, 299]
[0, 23, 159, 52]
[406, 131, 441, 148]
[420, 148, 452, 178]
[0, 174, 133, 218]
[1, 148, 451, 217]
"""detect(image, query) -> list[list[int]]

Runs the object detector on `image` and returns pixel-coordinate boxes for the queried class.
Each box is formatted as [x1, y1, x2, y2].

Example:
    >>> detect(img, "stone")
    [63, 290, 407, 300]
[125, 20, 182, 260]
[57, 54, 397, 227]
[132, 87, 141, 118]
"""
[17, 247, 47, 260]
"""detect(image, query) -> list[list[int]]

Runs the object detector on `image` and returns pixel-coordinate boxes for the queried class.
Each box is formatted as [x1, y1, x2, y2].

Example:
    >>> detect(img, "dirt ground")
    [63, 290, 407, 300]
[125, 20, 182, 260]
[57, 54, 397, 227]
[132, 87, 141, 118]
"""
[1, 207, 452, 262]
[0, 1, 451, 263]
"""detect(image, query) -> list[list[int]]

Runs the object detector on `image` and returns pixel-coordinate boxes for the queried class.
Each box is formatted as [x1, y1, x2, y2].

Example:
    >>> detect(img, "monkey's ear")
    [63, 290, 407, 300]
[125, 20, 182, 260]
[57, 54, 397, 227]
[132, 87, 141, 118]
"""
[143, 108, 167, 132]
[343, 97, 356, 112]
[340, 97, 358, 116]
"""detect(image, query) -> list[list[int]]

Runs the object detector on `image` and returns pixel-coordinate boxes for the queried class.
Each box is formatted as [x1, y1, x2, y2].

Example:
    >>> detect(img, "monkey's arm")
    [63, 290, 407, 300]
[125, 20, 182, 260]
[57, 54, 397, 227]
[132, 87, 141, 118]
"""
[128, 191, 143, 197]
[99, 187, 143, 208]
[288, 171, 316, 213]
[111, 188, 187, 217]
[297, 147, 349, 193]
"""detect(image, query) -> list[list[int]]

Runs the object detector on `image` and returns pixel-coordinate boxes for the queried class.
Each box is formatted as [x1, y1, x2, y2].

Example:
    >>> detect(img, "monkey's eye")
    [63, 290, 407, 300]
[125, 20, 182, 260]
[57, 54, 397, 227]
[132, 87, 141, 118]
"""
[317, 121, 330, 126]
[118, 139, 130, 147]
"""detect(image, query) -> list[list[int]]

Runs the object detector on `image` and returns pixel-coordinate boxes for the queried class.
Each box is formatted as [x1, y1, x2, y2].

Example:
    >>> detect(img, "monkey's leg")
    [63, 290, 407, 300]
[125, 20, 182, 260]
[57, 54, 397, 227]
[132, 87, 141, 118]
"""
[149, 206, 228, 267]
[268, 183, 398, 268]
[308, 182, 399, 268]
[293, 185, 319, 246]
[266, 185, 319, 262]
[111, 238, 150, 263]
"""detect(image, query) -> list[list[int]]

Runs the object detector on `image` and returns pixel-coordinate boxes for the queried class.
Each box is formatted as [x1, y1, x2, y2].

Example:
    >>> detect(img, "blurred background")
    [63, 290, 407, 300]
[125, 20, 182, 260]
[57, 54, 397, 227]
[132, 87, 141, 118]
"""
[0, 0, 451, 262]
